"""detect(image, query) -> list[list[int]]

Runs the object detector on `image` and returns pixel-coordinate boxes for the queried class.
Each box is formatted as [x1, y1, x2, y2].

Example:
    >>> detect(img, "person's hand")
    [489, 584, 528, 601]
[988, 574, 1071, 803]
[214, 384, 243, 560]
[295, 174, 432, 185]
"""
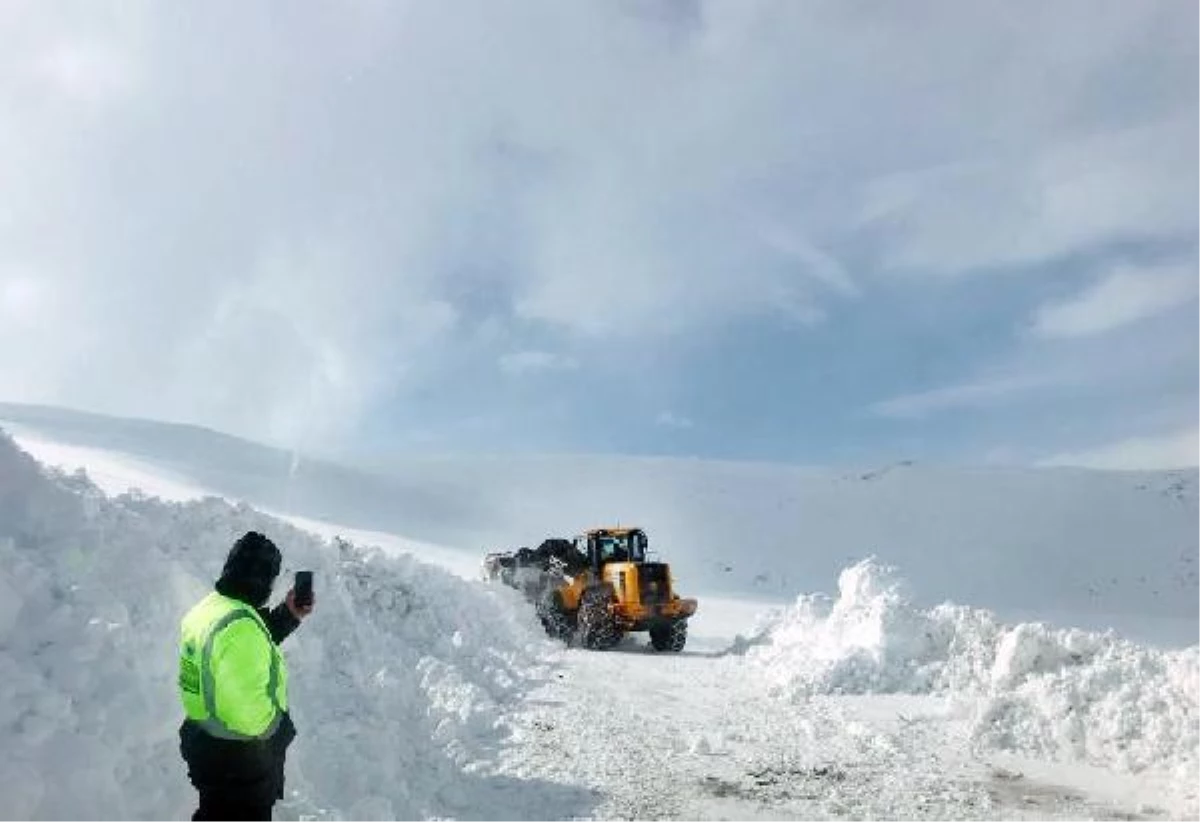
[286, 588, 315, 620]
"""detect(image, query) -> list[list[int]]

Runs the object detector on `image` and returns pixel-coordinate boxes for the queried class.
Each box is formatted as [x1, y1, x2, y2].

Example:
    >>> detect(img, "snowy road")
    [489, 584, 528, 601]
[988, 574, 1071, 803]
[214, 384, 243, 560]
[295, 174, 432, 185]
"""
[487, 637, 1175, 821]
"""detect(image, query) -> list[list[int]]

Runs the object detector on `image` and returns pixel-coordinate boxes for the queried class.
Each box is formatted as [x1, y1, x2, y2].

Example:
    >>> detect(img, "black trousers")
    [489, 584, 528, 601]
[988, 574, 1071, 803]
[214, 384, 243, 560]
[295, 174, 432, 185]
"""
[193, 794, 272, 820]
[180, 716, 295, 821]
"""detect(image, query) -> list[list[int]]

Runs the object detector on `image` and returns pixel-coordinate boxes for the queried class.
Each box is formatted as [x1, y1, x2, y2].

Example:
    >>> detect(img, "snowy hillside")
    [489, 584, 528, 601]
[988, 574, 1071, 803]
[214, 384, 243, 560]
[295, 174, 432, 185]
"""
[0, 403, 489, 548]
[0, 431, 559, 820]
[2, 403, 1196, 646]
[1, 426, 1198, 819]
[400, 456, 1198, 637]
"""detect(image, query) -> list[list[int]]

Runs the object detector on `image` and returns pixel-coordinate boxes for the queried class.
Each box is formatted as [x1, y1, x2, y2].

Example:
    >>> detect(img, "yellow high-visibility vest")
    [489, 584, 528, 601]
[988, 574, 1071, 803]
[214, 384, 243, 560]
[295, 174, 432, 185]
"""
[178, 592, 289, 739]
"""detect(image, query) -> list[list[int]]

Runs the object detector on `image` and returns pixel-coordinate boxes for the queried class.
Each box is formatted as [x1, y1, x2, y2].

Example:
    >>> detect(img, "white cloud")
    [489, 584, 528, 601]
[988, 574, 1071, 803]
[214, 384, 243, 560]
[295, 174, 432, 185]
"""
[1030, 263, 1198, 339]
[0, 1, 1193, 451]
[0, 269, 46, 327]
[33, 39, 137, 105]
[655, 411, 695, 429]
[498, 350, 579, 376]
[870, 375, 1051, 419]
[1038, 426, 1199, 470]
[863, 117, 1198, 275]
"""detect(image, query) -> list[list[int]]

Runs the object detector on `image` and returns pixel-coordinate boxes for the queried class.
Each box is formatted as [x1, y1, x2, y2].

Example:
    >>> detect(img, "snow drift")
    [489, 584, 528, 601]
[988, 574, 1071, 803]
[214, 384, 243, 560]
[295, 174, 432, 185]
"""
[749, 559, 1199, 780]
[0, 431, 555, 820]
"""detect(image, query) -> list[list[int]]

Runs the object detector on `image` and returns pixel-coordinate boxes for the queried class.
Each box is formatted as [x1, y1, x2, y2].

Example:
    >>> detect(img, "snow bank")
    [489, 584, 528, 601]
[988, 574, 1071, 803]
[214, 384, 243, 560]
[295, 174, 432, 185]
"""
[0, 432, 552, 820]
[750, 558, 1199, 779]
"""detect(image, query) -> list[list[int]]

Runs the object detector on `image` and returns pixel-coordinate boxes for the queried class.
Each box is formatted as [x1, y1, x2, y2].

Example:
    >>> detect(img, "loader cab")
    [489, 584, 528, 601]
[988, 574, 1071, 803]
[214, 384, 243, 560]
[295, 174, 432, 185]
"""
[580, 527, 648, 570]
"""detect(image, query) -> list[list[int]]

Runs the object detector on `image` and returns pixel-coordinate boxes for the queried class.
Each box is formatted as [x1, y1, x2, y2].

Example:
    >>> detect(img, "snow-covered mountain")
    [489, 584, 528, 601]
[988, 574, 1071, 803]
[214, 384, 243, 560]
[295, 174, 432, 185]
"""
[2, 402, 1196, 645]
[1, 407, 1197, 819]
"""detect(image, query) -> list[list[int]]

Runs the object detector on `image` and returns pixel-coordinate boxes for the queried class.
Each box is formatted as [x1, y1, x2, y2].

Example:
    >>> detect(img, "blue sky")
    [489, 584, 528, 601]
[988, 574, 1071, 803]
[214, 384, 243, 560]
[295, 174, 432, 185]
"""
[0, 1, 1196, 468]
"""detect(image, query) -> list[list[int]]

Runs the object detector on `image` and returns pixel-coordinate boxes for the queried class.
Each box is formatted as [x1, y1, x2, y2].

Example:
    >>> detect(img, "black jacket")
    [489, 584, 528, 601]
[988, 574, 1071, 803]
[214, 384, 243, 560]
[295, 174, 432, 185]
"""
[179, 599, 301, 807]
[256, 600, 302, 646]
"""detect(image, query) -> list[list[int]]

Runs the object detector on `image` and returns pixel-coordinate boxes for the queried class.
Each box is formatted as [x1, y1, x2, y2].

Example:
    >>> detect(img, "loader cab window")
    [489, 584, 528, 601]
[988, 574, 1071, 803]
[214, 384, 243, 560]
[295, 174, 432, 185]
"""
[597, 535, 627, 562]
[627, 531, 647, 563]
[591, 531, 647, 564]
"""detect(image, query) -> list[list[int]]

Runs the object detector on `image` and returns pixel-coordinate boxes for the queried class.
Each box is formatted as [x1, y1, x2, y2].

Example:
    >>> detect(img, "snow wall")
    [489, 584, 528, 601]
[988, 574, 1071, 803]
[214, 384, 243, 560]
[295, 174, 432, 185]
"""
[0, 432, 555, 820]
[749, 558, 1199, 783]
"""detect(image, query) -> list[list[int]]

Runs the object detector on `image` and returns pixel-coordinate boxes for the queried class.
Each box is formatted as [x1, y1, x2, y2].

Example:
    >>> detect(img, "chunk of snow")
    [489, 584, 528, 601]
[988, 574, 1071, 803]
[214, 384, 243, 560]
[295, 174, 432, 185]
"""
[0, 569, 21, 639]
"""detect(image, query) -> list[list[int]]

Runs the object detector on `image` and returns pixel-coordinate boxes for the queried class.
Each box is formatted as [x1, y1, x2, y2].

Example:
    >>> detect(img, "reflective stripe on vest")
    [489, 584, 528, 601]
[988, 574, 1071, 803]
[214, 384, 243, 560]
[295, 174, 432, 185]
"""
[198, 610, 282, 740]
[178, 593, 287, 740]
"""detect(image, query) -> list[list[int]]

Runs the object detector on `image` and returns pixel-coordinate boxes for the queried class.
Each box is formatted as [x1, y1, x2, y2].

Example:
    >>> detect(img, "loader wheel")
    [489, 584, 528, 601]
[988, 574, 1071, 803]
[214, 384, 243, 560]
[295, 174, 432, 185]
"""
[536, 592, 575, 643]
[650, 619, 688, 652]
[578, 587, 620, 650]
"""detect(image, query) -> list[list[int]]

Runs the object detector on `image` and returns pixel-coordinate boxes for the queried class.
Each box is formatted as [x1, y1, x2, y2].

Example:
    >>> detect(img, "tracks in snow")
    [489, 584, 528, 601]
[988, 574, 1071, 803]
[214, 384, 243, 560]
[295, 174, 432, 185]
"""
[486, 637, 1164, 821]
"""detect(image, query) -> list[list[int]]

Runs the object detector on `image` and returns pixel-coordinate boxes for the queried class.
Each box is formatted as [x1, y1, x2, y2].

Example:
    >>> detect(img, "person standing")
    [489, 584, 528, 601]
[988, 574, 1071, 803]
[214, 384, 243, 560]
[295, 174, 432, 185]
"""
[177, 531, 314, 820]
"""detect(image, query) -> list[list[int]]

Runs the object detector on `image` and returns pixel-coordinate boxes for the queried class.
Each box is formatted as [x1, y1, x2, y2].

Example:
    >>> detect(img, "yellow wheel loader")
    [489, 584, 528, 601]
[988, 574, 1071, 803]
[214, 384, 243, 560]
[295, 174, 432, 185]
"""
[487, 527, 698, 652]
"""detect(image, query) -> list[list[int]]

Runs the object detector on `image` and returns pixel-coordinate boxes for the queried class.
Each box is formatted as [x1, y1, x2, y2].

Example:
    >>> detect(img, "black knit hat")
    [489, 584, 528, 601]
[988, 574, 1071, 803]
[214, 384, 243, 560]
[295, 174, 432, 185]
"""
[217, 531, 281, 606]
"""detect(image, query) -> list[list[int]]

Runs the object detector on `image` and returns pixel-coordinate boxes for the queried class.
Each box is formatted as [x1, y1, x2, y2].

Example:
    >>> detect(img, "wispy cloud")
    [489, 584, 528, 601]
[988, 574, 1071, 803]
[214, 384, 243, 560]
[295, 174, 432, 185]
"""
[498, 350, 579, 376]
[1029, 262, 1198, 339]
[655, 411, 694, 430]
[870, 375, 1052, 419]
[757, 226, 860, 297]
[33, 39, 137, 105]
[862, 117, 1197, 276]
[1038, 426, 1198, 470]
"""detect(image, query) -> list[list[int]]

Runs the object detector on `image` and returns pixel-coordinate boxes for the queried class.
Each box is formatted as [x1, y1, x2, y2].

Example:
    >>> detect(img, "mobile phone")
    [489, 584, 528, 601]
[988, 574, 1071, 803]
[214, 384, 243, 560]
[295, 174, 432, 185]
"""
[294, 571, 314, 608]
